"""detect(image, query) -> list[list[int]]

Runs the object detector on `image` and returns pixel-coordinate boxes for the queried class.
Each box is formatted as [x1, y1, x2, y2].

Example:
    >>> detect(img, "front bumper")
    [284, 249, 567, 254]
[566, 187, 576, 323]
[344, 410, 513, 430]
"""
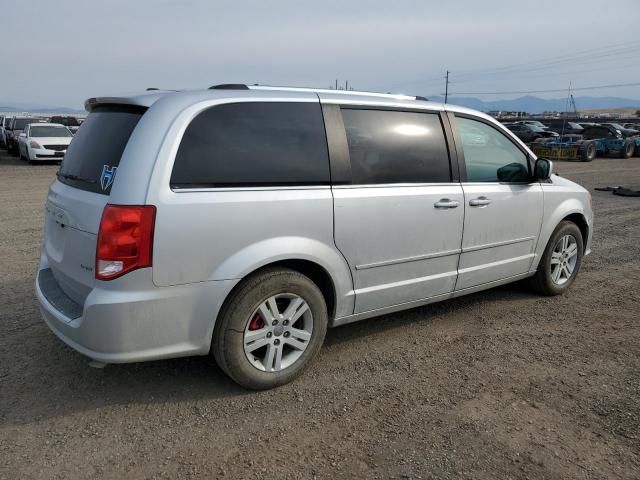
[28, 147, 66, 160]
[36, 265, 237, 363]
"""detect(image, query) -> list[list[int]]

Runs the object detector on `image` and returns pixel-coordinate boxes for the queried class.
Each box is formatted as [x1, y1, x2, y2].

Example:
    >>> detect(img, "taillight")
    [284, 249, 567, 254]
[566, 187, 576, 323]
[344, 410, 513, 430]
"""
[96, 204, 156, 281]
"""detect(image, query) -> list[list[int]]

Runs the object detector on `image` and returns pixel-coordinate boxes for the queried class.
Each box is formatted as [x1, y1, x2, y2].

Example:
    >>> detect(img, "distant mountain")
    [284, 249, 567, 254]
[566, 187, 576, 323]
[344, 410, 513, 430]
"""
[3, 95, 640, 116]
[0, 101, 84, 114]
[427, 95, 640, 114]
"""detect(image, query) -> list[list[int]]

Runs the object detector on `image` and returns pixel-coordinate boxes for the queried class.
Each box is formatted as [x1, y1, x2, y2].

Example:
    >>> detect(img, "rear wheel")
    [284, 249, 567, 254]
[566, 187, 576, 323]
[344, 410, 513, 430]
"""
[580, 141, 596, 162]
[212, 267, 328, 390]
[530, 221, 584, 296]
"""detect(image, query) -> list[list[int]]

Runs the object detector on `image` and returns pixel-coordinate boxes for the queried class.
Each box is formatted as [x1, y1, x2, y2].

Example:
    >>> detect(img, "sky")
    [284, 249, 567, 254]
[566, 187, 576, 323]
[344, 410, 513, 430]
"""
[2, 0, 640, 108]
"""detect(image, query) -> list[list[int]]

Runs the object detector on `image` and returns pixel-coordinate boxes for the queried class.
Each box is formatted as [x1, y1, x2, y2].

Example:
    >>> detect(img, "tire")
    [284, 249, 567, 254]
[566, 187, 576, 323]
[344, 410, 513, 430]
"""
[580, 141, 596, 162]
[619, 140, 634, 158]
[212, 267, 328, 390]
[529, 221, 584, 296]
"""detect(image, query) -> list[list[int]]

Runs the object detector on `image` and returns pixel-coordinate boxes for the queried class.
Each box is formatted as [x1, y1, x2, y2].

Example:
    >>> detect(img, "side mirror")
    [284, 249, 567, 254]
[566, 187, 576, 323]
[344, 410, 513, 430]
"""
[19, 132, 26, 137]
[534, 158, 552, 180]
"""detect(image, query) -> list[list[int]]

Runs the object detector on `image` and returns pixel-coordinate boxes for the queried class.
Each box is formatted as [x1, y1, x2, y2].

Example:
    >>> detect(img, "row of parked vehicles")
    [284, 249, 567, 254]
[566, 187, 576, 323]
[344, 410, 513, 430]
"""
[503, 119, 640, 161]
[0, 114, 83, 163]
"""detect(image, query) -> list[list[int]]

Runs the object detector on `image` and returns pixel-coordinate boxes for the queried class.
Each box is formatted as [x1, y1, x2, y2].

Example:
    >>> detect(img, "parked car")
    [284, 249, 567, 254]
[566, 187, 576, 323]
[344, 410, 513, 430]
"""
[514, 120, 548, 129]
[49, 115, 82, 134]
[17, 123, 73, 163]
[543, 120, 584, 135]
[36, 86, 593, 389]
[0, 115, 11, 148]
[600, 122, 639, 138]
[623, 123, 639, 131]
[506, 124, 558, 143]
[5, 116, 45, 154]
[581, 125, 636, 158]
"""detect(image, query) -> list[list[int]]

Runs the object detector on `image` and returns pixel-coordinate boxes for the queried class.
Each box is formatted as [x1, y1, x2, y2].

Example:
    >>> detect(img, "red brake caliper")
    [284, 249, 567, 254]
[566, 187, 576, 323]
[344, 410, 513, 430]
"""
[248, 313, 265, 331]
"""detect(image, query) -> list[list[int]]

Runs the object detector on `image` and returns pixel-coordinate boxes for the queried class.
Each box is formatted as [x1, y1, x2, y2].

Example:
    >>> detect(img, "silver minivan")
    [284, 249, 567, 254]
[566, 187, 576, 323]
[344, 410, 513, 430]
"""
[36, 85, 593, 389]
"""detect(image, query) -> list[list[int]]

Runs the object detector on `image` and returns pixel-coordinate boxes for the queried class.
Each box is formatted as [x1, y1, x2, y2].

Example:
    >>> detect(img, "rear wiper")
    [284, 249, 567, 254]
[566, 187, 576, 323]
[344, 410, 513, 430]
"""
[56, 171, 96, 184]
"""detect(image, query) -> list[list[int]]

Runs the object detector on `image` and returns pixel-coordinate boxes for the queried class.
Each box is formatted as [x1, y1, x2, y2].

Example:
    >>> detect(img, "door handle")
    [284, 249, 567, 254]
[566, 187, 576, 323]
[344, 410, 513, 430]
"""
[469, 196, 492, 207]
[434, 198, 459, 209]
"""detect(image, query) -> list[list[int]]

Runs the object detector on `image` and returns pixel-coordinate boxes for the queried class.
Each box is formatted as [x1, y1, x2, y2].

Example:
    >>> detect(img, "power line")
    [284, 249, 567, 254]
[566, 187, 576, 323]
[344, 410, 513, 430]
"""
[451, 40, 640, 79]
[390, 39, 640, 91]
[448, 81, 640, 96]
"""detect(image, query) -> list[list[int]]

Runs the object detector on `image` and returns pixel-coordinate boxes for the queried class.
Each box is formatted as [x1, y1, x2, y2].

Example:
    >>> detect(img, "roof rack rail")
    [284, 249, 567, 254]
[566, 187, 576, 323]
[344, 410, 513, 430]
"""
[209, 84, 249, 90]
[248, 85, 420, 101]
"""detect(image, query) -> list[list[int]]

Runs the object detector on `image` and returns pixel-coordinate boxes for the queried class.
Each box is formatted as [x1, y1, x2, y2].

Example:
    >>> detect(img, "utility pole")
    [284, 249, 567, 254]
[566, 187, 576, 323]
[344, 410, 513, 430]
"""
[444, 70, 450, 104]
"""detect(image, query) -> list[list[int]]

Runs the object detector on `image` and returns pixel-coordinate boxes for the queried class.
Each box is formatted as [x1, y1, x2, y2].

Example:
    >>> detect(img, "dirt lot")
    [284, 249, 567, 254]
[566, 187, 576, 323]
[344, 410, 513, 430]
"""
[0, 151, 639, 480]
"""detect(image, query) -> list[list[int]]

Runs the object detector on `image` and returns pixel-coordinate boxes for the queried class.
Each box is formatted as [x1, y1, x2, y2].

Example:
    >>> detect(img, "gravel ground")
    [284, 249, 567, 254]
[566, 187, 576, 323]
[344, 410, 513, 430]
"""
[0, 151, 639, 480]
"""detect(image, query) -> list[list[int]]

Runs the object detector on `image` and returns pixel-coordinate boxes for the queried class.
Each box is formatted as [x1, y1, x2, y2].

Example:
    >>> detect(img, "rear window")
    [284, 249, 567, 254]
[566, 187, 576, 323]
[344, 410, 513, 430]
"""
[171, 102, 329, 188]
[58, 105, 145, 195]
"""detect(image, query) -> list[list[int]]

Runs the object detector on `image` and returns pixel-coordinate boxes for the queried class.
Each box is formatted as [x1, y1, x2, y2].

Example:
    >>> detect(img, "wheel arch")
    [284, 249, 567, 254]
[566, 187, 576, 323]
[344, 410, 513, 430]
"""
[562, 212, 589, 253]
[208, 257, 349, 355]
[532, 201, 591, 272]
[209, 237, 355, 322]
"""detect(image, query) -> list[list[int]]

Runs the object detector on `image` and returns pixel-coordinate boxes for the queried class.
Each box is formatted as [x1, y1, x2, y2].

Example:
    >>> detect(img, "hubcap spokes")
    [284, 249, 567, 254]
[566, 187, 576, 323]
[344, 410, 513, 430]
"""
[243, 293, 313, 372]
[550, 234, 578, 285]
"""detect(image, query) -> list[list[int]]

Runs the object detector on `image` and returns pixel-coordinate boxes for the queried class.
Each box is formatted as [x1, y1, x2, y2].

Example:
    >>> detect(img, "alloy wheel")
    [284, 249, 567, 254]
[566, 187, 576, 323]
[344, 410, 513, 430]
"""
[550, 234, 578, 285]
[243, 293, 313, 372]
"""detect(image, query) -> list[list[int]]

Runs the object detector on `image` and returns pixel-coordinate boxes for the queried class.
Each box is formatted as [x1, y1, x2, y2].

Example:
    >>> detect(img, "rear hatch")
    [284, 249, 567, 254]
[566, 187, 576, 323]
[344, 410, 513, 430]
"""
[43, 105, 145, 305]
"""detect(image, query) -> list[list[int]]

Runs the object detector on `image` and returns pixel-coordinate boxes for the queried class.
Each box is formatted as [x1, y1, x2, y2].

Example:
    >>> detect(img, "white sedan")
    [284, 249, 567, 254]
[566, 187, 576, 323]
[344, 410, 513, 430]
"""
[17, 123, 73, 163]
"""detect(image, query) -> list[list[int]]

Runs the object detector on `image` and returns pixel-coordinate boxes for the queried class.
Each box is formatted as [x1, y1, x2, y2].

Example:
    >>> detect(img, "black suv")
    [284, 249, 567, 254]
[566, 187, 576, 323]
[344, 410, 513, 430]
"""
[543, 120, 584, 135]
[506, 124, 558, 143]
[49, 116, 82, 134]
[600, 123, 639, 138]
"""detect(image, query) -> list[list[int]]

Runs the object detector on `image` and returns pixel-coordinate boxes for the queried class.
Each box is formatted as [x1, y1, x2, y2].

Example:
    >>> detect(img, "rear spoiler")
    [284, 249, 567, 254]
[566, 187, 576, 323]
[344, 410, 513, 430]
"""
[84, 92, 168, 112]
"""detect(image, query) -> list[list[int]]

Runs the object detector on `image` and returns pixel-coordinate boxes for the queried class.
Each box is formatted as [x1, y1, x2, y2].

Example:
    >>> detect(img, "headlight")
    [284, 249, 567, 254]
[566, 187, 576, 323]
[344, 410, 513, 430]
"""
[29, 140, 42, 149]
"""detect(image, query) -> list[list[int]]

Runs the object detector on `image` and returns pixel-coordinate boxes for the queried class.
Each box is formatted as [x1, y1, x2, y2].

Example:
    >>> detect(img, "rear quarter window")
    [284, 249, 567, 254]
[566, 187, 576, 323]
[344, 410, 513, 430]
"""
[58, 105, 146, 195]
[170, 102, 330, 188]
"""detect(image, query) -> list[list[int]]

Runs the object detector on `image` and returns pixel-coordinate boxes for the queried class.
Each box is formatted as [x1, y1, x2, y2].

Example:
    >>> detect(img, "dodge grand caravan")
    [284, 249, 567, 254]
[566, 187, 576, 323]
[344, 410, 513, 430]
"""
[36, 85, 593, 389]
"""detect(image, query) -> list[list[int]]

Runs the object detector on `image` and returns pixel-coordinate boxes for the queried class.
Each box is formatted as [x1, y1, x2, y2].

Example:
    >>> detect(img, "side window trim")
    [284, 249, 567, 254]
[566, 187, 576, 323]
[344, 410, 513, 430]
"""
[449, 112, 533, 184]
[331, 105, 456, 186]
[321, 104, 352, 185]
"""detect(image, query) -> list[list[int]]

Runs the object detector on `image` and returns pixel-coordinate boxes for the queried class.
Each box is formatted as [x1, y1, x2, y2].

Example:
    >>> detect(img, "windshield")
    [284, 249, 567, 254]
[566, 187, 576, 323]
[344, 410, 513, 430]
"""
[13, 118, 42, 130]
[607, 123, 625, 130]
[30, 126, 72, 138]
[52, 117, 80, 127]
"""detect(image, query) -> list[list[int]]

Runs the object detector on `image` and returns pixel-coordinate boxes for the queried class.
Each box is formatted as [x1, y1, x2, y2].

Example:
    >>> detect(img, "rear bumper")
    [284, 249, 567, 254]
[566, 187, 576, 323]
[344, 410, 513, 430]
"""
[36, 266, 237, 363]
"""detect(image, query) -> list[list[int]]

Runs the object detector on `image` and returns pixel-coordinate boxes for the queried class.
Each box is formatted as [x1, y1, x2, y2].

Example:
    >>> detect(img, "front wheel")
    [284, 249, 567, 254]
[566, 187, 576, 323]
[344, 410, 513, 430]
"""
[580, 141, 596, 162]
[530, 221, 584, 296]
[620, 140, 634, 158]
[212, 267, 328, 390]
